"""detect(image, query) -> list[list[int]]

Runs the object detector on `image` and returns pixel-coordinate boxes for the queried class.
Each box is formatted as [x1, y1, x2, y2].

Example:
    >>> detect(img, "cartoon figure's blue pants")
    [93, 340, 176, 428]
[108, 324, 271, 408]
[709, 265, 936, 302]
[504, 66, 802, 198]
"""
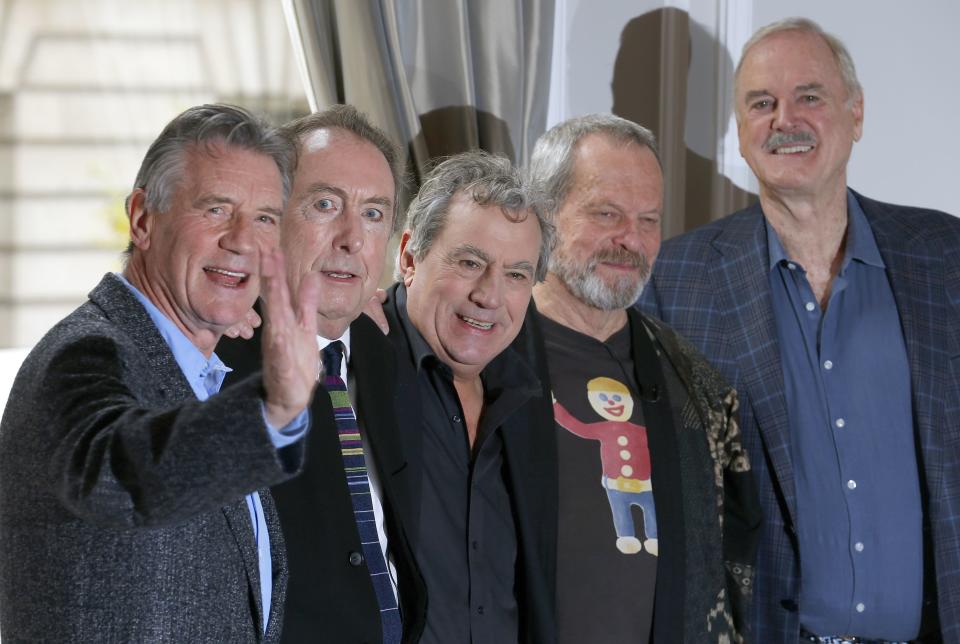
[605, 486, 657, 540]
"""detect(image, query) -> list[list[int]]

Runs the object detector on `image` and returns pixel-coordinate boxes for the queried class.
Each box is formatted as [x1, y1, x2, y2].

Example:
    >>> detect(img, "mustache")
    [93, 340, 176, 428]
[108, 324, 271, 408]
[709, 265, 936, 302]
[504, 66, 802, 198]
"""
[763, 130, 816, 152]
[588, 248, 649, 271]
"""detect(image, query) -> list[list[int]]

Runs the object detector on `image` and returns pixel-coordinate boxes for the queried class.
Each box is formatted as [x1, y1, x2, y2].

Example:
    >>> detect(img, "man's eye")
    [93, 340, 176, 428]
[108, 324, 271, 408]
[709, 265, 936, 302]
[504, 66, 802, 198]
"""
[751, 99, 771, 110]
[459, 259, 481, 270]
[256, 214, 278, 225]
[362, 208, 384, 222]
[802, 95, 820, 103]
[209, 206, 226, 215]
[507, 271, 528, 282]
[315, 198, 336, 211]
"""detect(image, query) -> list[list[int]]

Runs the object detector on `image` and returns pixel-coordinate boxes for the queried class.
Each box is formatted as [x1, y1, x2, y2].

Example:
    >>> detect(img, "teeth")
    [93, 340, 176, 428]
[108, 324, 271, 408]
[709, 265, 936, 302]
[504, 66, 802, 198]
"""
[460, 315, 493, 330]
[205, 267, 247, 278]
[775, 145, 813, 154]
[325, 272, 354, 279]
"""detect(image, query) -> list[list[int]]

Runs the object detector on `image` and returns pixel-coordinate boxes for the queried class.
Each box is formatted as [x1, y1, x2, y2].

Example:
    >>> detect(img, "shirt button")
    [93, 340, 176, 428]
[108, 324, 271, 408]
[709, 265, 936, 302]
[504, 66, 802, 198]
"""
[847, 480, 857, 490]
[856, 602, 865, 613]
[617, 436, 629, 446]
[835, 418, 845, 428]
[619, 450, 631, 460]
[348, 551, 364, 566]
[477, 605, 485, 615]
[855, 542, 865, 552]
[452, 414, 461, 423]
[823, 360, 833, 370]
[621, 465, 634, 477]
[472, 540, 479, 550]
[787, 262, 797, 270]
[805, 301, 816, 312]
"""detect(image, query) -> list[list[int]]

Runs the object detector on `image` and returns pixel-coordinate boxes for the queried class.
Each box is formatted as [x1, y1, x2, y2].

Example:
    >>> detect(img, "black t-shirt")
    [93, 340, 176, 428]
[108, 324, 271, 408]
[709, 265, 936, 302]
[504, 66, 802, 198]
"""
[541, 313, 656, 644]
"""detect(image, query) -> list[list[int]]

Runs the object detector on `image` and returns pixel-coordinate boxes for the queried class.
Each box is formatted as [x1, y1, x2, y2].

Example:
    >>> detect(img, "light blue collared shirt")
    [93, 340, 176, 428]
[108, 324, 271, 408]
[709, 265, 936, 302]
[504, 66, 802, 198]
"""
[117, 274, 308, 633]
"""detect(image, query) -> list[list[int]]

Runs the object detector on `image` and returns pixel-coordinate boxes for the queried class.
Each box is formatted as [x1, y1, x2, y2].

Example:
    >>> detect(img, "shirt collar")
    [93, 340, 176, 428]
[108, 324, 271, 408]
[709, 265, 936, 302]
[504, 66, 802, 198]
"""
[316, 328, 351, 381]
[765, 189, 885, 272]
[115, 273, 231, 398]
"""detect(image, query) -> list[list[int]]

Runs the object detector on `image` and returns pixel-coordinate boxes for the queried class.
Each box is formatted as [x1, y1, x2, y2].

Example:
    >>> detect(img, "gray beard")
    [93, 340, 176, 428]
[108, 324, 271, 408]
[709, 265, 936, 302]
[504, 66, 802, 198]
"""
[549, 250, 650, 311]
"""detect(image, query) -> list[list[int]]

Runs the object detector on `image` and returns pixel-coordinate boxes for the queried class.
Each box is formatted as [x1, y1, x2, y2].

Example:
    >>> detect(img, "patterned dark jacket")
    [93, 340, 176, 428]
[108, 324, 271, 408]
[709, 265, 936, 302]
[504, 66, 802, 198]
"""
[525, 307, 762, 643]
[0, 273, 302, 642]
[640, 191, 960, 642]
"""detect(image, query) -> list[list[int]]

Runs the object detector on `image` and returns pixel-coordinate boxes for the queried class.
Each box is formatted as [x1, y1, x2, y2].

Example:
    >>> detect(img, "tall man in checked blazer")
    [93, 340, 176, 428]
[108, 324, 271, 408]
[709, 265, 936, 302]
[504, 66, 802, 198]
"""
[217, 105, 427, 643]
[0, 104, 323, 641]
[639, 17, 960, 643]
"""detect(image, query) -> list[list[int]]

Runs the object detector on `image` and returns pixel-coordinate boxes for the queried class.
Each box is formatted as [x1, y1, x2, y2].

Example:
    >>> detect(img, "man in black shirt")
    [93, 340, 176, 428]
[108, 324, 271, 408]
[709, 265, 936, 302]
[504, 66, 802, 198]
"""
[528, 114, 762, 643]
[384, 151, 558, 644]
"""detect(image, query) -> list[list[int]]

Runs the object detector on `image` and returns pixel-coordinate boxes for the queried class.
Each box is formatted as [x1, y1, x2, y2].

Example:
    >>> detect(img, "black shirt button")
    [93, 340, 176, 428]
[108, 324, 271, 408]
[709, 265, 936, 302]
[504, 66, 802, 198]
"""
[472, 540, 479, 550]
[477, 605, 484, 615]
[348, 551, 364, 566]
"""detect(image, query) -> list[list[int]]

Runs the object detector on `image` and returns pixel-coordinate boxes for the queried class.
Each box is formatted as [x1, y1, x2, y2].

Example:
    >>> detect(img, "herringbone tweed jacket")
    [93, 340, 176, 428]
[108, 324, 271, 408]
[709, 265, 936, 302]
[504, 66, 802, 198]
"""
[0, 273, 303, 642]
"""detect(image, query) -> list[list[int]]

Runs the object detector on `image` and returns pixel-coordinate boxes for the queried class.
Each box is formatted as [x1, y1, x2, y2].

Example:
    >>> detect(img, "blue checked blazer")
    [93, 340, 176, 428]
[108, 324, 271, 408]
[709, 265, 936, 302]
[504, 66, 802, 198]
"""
[638, 191, 960, 643]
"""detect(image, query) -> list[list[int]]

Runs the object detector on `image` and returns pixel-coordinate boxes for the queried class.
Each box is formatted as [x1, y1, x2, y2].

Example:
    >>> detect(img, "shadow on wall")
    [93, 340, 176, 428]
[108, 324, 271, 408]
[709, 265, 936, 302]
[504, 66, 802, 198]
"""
[610, 8, 756, 237]
[379, 105, 516, 287]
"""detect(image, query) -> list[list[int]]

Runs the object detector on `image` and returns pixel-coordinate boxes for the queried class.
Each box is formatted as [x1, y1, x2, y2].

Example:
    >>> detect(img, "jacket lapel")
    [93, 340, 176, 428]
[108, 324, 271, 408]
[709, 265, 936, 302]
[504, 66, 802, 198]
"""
[222, 497, 264, 635]
[709, 207, 797, 525]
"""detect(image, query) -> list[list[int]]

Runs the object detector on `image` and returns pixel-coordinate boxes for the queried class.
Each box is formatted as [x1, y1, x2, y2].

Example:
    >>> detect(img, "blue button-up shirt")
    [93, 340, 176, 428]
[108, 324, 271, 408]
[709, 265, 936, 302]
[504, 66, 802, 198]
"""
[118, 275, 307, 633]
[766, 192, 923, 640]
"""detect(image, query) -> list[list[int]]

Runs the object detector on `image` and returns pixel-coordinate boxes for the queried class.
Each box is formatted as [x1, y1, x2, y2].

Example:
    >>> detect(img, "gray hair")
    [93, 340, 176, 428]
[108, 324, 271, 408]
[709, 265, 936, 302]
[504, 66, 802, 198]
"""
[281, 104, 406, 233]
[124, 103, 294, 256]
[529, 113, 660, 211]
[399, 150, 555, 282]
[735, 17, 862, 107]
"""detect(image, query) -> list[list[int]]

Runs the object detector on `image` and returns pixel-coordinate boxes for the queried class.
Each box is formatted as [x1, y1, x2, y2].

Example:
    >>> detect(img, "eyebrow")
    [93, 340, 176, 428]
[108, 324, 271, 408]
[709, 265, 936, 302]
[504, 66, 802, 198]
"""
[743, 83, 826, 104]
[302, 182, 393, 209]
[454, 244, 535, 275]
[195, 194, 283, 218]
[795, 83, 825, 94]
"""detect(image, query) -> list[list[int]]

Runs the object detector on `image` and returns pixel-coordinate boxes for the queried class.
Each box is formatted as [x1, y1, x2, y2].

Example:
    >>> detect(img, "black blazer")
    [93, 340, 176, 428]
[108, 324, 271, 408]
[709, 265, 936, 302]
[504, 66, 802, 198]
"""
[383, 285, 559, 644]
[218, 312, 427, 644]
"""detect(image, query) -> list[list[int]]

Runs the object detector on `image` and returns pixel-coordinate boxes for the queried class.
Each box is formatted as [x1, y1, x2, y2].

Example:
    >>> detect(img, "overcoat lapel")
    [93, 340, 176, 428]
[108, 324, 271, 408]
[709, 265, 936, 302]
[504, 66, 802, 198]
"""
[222, 498, 264, 634]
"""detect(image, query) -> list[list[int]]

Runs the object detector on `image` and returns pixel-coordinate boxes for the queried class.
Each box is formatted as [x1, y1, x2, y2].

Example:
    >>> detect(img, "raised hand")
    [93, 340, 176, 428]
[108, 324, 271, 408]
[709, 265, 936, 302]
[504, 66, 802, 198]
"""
[259, 248, 323, 428]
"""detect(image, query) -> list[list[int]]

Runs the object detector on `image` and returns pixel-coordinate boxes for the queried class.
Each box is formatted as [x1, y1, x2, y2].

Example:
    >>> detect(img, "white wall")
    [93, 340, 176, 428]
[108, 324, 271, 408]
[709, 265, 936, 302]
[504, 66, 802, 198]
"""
[550, 0, 960, 216]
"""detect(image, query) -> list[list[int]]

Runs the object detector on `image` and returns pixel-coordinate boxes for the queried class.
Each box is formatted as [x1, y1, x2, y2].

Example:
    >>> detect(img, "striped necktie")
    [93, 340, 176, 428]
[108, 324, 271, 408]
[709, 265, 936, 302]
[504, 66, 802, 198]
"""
[322, 341, 402, 644]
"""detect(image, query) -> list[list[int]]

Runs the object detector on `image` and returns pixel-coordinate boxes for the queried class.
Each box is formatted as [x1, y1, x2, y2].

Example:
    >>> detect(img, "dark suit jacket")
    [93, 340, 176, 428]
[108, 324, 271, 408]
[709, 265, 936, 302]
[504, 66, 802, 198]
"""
[384, 284, 558, 644]
[217, 312, 427, 644]
[639, 191, 960, 642]
[0, 273, 301, 642]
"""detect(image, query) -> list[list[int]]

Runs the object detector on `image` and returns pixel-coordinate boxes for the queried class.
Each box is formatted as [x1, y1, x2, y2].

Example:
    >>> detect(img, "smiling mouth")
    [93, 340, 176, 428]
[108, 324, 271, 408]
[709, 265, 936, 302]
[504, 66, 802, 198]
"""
[773, 145, 814, 155]
[458, 314, 494, 331]
[606, 405, 625, 416]
[203, 267, 249, 288]
[322, 270, 357, 280]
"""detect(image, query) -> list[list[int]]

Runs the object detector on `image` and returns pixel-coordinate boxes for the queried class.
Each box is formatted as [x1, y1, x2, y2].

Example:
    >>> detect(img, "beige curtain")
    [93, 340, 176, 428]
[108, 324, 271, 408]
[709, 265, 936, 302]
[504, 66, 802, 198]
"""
[283, 0, 554, 188]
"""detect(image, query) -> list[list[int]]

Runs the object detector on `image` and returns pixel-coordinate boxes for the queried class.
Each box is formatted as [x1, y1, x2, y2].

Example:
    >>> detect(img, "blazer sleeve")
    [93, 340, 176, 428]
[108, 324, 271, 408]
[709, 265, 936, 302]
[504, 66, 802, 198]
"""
[42, 332, 303, 529]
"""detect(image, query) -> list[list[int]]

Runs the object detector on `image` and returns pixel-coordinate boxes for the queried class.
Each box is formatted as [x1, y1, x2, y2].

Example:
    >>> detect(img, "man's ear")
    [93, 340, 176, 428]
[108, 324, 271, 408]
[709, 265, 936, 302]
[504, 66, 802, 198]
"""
[397, 230, 417, 286]
[127, 188, 153, 252]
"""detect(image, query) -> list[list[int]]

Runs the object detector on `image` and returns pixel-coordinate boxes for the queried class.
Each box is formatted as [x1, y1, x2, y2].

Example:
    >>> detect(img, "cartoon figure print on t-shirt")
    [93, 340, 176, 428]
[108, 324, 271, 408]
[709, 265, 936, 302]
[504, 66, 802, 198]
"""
[553, 376, 658, 556]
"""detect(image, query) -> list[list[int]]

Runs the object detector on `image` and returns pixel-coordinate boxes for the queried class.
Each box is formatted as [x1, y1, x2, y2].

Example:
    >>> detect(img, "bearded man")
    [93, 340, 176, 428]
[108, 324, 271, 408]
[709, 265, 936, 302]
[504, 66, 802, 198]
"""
[526, 113, 761, 643]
